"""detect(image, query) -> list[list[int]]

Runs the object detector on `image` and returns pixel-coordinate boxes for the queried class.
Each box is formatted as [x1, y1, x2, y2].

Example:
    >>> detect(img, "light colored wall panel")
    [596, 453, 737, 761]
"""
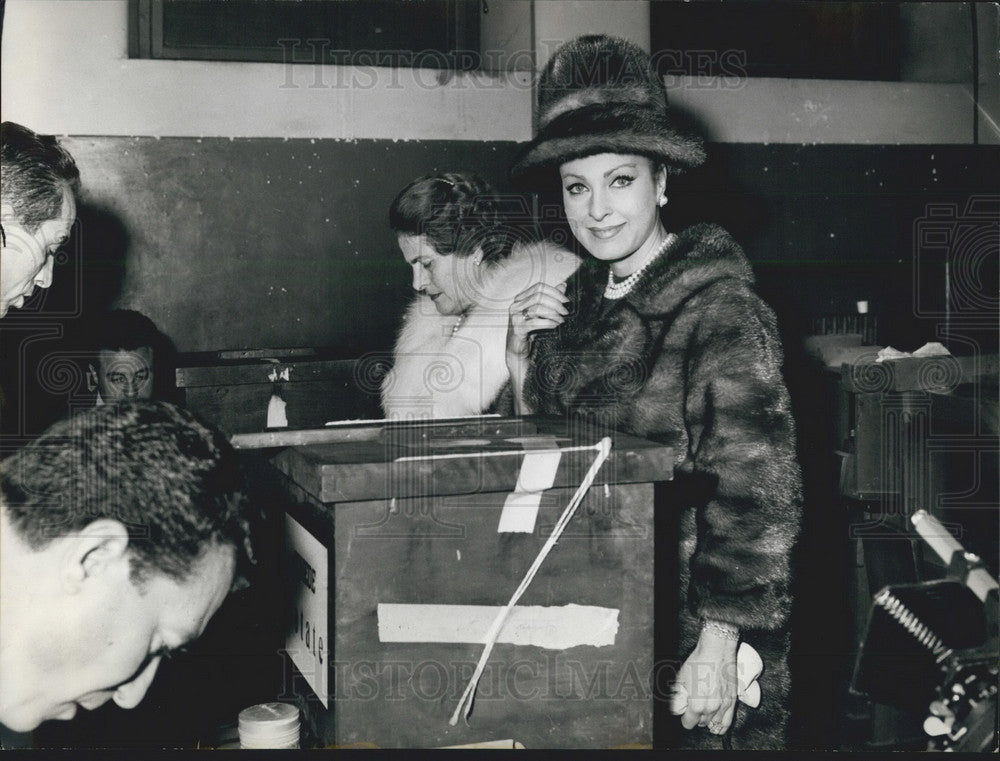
[668, 77, 974, 144]
[0, 0, 532, 141]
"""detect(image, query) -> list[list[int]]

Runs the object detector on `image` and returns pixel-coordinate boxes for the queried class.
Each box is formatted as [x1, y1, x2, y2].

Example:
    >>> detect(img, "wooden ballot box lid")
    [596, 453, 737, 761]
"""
[257, 416, 674, 504]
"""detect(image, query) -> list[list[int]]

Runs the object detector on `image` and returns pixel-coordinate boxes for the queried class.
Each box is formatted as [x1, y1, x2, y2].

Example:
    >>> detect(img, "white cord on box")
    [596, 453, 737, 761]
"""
[448, 437, 613, 726]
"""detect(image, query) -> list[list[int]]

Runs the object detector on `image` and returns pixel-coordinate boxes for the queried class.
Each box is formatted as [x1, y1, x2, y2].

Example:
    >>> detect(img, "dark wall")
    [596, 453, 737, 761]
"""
[677, 143, 998, 355]
[2, 139, 996, 438]
[62, 136, 526, 355]
[67, 138, 998, 352]
[55, 139, 1000, 352]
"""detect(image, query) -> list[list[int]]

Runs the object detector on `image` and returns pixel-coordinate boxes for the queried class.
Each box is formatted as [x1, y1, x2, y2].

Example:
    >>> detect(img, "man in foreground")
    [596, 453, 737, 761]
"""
[0, 400, 257, 733]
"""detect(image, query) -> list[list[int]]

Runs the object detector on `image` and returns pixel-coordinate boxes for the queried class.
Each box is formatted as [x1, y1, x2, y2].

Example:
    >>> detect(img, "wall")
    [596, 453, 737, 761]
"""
[479, 0, 533, 71]
[2, 1, 986, 143]
[0, 0, 531, 139]
[57, 136, 523, 354]
[534, 0, 650, 67]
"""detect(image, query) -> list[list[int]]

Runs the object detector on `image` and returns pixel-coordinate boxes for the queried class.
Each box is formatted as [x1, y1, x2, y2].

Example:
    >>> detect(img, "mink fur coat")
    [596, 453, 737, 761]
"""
[382, 240, 580, 419]
[523, 223, 803, 750]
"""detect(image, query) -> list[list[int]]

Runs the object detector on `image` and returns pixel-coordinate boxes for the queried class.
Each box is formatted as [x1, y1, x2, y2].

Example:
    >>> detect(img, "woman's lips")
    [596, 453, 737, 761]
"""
[589, 224, 624, 240]
[76, 693, 114, 711]
[54, 703, 78, 720]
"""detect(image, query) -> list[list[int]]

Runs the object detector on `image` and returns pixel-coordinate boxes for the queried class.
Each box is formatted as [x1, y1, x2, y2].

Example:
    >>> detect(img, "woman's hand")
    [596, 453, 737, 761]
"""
[506, 281, 569, 415]
[506, 281, 569, 362]
[672, 623, 739, 735]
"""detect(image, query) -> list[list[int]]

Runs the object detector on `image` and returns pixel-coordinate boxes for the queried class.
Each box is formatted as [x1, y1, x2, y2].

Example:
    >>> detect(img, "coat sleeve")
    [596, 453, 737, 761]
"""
[679, 284, 802, 631]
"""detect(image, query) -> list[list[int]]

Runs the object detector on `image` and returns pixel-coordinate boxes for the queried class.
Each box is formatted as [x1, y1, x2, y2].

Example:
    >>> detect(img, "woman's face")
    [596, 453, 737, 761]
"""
[559, 153, 666, 267]
[398, 233, 479, 316]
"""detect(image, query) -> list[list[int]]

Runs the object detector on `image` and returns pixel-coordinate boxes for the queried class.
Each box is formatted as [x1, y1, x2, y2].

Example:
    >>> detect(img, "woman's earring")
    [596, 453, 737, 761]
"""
[658, 195, 668, 207]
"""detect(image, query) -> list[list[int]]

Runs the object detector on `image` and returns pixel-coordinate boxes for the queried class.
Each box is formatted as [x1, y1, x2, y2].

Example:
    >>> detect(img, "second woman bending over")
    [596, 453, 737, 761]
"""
[381, 172, 579, 419]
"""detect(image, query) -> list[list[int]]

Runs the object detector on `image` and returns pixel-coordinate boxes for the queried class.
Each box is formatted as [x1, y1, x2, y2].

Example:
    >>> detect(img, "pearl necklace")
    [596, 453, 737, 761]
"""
[604, 233, 676, 300]
[450, 311, 468, 336]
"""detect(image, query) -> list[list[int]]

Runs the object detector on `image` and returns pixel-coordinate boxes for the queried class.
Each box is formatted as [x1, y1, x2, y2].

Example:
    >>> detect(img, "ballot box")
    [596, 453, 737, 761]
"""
[237, 416, 673, 749]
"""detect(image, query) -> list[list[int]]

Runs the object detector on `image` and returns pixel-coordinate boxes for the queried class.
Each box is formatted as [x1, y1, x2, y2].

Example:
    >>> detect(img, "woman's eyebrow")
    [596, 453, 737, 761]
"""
[603, 163, 637, 177]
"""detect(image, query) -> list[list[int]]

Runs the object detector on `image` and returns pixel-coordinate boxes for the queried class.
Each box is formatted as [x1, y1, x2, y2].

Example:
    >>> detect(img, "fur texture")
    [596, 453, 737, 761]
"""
[511, 103, 706, 186]
[510, 35, 705, 186]
[524, 223, 803, 749]
[382, 240, 580, 419]
[537, 34, 667, 126]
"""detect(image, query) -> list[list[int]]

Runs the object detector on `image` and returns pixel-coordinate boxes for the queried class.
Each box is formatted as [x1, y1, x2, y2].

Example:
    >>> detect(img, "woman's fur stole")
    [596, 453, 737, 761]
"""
[382, 240, 580, 419]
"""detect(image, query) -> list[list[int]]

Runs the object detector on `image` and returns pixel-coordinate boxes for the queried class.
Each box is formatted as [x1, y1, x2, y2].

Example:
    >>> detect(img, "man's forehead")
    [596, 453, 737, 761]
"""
[147, 545, 237, 639]
[60, 187, 77, 221]
[183, 546, 237, 636]
[31, 190, 76, 241]
[42, 188, 76, 234]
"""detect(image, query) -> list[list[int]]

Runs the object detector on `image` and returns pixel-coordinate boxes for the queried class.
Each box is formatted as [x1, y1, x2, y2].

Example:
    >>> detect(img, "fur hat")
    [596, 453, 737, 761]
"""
[509, 34, 705, 188]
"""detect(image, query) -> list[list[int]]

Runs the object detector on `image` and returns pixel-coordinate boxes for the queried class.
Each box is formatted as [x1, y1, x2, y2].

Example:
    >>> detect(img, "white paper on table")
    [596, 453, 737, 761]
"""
[266, 393, 288, 428]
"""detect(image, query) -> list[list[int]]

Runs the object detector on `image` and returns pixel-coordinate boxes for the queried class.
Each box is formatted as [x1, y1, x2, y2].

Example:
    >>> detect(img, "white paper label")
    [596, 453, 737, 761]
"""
[377, 603, 619, 649]
[285, 515, 329, 707]
[497, 449, 561, 533]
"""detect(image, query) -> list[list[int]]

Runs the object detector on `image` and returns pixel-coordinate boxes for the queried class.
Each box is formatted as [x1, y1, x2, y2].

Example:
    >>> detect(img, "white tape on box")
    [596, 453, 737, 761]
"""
[497, 449, 561, 533]
[377, 603, 619, 650]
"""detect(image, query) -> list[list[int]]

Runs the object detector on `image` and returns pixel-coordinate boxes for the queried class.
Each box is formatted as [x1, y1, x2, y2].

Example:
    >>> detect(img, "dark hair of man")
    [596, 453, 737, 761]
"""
[389, 172, 524, 265]
[93, 309, 163, 354]
[1, 121, 81, 233]
[0, 401, 257, 588]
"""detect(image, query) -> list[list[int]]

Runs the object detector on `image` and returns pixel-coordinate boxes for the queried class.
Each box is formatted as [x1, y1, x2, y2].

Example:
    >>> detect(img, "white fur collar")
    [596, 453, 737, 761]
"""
[382, 240, 581, 419]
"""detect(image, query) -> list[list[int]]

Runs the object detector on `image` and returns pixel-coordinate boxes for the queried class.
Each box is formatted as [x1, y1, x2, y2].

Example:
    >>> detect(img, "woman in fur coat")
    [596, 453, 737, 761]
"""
[506, 36, 803, 750]
[381, 172, 579, 419]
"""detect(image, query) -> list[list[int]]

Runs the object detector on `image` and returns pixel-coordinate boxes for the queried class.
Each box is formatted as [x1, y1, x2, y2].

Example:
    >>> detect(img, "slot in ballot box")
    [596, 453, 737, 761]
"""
[236, 416, 673, 749]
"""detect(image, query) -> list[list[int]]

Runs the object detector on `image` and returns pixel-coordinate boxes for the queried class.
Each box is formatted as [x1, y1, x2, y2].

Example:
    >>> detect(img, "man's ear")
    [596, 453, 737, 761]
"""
[0, 202, 15, 225]
[60, 518, 130, 593]
[86, 363, 99, 392]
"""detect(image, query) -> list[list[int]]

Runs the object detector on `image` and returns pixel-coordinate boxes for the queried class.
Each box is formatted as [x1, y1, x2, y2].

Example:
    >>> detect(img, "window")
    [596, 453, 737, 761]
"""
[130, 0, 480, 69]
[650, 1, 902, 81]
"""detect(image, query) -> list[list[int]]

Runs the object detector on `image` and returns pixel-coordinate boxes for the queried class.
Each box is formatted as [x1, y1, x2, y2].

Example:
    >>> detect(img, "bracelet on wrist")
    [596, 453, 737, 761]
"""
[701, 618, 739, 641]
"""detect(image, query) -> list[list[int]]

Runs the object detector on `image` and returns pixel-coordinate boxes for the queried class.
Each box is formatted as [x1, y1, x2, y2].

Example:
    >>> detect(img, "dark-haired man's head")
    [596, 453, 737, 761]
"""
[87, 309, 164, 403]
[1, 122, 80, 318]
[0, 401, 256, 732]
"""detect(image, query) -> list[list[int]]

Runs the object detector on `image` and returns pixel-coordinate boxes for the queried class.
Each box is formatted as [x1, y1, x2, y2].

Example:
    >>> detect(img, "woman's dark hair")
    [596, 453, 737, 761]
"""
[92, 308, 163, 354]
[388, 172, 519, 265]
